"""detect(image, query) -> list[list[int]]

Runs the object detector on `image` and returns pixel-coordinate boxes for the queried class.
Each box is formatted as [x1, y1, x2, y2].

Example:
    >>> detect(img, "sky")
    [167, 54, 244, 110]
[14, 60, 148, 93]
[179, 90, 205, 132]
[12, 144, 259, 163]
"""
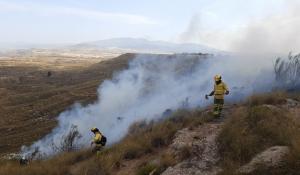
[0, 0, 299, 52]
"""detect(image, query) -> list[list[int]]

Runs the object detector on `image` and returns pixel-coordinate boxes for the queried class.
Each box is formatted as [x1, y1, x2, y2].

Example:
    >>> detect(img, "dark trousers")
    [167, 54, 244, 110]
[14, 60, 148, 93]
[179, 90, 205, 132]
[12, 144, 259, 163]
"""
[92, 145, 102, 156]
[213, 99, 224, 117]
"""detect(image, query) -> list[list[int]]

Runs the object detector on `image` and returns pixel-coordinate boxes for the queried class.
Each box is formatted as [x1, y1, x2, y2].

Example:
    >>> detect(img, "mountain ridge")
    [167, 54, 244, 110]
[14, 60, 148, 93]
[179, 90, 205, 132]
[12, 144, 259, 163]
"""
[71, 37, 222, 54]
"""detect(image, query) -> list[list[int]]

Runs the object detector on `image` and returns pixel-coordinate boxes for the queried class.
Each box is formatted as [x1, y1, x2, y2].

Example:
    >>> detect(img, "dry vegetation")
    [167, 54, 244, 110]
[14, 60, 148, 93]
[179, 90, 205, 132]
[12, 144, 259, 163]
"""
[218, 92, 300, 175]
[0, 53, 134, 156]
[0, 84, 299, 174]
[274, 53, 300, 89]
[1, 51, 300, 174]
[0, 108, 214, 175]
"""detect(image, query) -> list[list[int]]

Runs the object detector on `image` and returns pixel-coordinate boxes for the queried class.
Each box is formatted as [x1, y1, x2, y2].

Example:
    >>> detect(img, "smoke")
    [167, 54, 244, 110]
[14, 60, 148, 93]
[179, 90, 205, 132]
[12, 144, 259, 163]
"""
[231, 3, 300, 54]
[179, 15, 202, 43]
[21, 53, 276, 158]
[178, 1, 300, 54]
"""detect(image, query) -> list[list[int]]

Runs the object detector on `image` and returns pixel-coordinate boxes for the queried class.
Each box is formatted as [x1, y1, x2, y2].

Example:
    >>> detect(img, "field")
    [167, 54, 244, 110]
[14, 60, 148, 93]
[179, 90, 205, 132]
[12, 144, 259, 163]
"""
[0, 52, 133, 157]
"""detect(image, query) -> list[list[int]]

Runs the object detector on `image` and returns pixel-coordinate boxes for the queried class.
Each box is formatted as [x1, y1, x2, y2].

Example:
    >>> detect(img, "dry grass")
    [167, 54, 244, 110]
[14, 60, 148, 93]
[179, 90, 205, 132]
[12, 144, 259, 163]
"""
[0, 150, 94, 175]
[0, 108, 213, 175]
[274, 53, 300, 89]
[95, 109, 213, 174]
[217, 92, 300, 174]
[246, 91, 288, 106]
[0, 53, 133, 156]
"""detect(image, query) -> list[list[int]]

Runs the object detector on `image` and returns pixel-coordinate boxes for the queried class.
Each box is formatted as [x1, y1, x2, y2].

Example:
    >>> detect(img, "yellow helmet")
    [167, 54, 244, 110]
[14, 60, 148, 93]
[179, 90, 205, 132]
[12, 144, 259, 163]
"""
[91, 127, 99, 132]
[214, 75, 222, 81]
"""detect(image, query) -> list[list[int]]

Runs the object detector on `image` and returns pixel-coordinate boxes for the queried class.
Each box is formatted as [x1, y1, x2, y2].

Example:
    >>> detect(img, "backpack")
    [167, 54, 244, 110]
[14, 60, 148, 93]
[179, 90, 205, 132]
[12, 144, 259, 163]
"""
[100, 135, 107, 146]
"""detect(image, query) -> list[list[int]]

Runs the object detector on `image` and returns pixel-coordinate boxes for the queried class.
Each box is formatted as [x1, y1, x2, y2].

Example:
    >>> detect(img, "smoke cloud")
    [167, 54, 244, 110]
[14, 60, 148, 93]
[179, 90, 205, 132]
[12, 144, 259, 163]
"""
[231, 3, 300, 54]
[179, 1, 300, 54]
[21, 53, 276, 158]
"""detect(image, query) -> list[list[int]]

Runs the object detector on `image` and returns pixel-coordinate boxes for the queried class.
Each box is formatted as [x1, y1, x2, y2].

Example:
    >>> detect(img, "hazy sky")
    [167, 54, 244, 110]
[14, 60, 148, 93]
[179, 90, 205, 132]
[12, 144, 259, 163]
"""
[0, 0, 299, 51]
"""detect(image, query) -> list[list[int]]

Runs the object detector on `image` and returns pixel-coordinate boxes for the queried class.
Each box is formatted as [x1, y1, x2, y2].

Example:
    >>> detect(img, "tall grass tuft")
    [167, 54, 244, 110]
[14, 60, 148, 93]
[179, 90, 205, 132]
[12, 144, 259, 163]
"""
[217, 93, 300, 174]
[274, 52, 300, 90]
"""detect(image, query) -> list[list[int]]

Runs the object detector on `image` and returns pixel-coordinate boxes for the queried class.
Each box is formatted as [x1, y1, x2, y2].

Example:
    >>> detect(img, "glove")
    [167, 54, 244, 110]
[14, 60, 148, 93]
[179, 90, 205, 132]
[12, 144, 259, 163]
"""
[205, 95, 209, 100]
[225, 91, 229, 95]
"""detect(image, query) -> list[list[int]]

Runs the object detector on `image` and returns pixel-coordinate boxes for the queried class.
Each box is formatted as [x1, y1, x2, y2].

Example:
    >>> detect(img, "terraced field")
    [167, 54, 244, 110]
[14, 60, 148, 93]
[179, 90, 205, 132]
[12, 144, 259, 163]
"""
[0, 53, 134, 156]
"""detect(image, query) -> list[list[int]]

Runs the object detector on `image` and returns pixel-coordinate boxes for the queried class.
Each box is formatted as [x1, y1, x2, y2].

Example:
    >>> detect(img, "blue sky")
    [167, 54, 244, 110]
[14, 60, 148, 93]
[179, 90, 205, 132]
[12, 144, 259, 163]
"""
[0, 0, 298, 51]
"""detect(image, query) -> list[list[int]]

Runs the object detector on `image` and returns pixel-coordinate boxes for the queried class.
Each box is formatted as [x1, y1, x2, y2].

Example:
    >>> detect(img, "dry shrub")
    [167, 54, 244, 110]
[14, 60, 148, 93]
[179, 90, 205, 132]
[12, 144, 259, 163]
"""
[0, 107, 212, 175]
[51, 125, 82, 154]
[218, 93, 300, 175]
[135, 152, 177, 175]
[94, 108, 213, 173]
[136, 164, 158, 175]
[218, 105, 297, 164]
[0, 149, 94, 175]
[159, 152, 177, 168]
[274, 53, 300, 89]
[247, 91, 287, 106]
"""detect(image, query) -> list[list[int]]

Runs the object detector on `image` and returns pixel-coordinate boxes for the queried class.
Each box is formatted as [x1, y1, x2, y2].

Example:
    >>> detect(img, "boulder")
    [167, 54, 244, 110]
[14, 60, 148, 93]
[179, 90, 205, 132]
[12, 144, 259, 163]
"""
[239, 146, 290, 174]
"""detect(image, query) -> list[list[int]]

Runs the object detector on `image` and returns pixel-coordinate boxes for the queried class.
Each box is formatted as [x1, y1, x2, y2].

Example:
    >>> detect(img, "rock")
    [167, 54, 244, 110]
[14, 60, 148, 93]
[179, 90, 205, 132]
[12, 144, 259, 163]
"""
[1, 153, 21, 160]
[286, 98, 299, 108]
[239, 146, 290, 174]
[162, 123, 222, 175]
[261, 104, 280, 111]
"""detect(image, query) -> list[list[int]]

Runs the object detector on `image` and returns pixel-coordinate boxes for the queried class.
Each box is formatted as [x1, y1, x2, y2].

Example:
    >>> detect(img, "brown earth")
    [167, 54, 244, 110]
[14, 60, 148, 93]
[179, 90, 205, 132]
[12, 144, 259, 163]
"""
[0, 53, 135, 156]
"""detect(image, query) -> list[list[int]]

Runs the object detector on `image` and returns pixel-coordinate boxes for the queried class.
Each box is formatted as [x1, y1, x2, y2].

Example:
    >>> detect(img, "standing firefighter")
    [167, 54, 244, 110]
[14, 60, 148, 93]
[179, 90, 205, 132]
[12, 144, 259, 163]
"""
[90, 127, 106, 156]
[205, 75, 229, 117]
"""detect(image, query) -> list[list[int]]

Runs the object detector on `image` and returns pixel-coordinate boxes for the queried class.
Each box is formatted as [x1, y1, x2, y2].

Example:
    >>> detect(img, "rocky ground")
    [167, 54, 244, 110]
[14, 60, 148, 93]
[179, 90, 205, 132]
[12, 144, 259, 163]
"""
[162, 123, 222, 175]
[161, 98, 299, 175]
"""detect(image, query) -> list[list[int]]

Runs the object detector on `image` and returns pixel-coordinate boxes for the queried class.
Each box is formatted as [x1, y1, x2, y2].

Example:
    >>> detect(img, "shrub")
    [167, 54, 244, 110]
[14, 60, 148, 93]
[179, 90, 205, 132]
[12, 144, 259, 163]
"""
[0, 107, 213, 175]
[136, 164, 158, 175]
[135, 153, 177, 175]
[56, 125, 82, 153]
[218, 105, 297, 164]
[247, 91, 287, 106]
[274, 52, 300, 90]
[217, 91, 300, 175]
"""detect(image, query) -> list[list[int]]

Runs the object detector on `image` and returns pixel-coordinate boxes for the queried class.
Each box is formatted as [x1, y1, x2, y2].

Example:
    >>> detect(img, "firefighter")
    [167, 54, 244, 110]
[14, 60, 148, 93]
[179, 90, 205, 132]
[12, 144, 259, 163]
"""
[205, 75, 229, 117]
[90, 127, 106, 156]
[19, 156, 29, 166]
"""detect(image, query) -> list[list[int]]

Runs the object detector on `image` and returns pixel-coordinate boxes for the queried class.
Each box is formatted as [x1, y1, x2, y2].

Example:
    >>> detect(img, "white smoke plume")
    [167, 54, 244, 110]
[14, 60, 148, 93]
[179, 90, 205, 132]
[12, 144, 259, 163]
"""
[231, 4, 300, 54]
[21, 53, 275, 158]
[178, 1, 300, 54]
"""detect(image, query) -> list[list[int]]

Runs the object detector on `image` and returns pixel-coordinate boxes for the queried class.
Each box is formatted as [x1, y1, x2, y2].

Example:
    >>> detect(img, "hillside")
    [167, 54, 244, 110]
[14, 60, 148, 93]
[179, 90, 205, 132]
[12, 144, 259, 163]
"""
[0, 92, 299, 175]
[0, 52, 300, 175]
[0, 53, 134, 157]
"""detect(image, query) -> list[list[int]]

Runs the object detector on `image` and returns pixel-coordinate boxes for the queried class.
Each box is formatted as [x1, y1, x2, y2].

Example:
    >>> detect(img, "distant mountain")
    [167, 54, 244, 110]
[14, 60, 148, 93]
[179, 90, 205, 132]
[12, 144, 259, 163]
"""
[72, 38, 221, 54]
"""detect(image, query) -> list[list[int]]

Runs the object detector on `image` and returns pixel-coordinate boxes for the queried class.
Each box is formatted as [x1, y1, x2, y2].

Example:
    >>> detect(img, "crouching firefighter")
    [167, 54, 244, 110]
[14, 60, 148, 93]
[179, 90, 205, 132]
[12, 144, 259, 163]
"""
[91, 127, 107, 156]
[205, 75, 229, 118]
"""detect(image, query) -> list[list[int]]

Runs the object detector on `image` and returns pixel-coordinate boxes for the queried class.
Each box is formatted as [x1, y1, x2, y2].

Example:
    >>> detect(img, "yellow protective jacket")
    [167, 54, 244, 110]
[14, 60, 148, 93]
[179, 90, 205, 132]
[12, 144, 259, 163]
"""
[93, 132, 103, 146]
[213, 82, 228, 99]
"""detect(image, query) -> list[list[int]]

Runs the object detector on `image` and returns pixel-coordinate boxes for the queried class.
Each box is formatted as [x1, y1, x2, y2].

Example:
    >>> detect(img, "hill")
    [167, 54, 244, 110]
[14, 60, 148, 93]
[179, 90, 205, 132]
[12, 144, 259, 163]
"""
[0, 53, 134, 157]
[72, 38, 221, 54]
[0, 92, 299, 175]
[1, 52, 300, 175]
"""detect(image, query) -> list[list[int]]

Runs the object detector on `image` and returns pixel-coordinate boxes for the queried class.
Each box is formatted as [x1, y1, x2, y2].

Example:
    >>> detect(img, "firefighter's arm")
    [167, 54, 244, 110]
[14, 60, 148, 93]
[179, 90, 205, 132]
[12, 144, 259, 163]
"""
[205, 91, 214, 99]
[208, 91, 214, 96]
